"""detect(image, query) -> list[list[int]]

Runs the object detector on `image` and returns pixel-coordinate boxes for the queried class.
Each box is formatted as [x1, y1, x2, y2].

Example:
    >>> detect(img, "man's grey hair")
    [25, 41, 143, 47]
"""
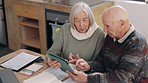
[69, 2, 95, 28]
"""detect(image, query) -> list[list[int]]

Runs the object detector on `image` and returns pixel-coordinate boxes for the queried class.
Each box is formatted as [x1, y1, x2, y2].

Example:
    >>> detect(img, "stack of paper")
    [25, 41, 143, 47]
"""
[23, 71, 63, 83]
[43, 67, 68, 80]
[63, 78, 82, 83]
[1, 52, 40, 71]
[23, 64, 83, 83]
[20, 64, 43, 75]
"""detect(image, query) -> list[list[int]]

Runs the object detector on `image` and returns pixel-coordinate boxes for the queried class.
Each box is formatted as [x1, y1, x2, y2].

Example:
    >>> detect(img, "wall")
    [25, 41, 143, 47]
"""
[114, 1, 148, 41]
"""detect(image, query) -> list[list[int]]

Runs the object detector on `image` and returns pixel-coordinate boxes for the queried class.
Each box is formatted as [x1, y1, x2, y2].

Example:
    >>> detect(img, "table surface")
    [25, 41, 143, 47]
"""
[0, 49, 49, 83]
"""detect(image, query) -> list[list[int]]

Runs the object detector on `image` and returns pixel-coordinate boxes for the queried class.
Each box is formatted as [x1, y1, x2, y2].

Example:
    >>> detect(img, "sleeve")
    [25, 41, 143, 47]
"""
[45, 25, 64, 62]
[91, 29, 105, 60]
[87, 37, 147, 83]
[87, 48, 105, 73]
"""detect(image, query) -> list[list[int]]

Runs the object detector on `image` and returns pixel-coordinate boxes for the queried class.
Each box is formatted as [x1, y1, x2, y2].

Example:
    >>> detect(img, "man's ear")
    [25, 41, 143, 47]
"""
[120, 19, 125, 27]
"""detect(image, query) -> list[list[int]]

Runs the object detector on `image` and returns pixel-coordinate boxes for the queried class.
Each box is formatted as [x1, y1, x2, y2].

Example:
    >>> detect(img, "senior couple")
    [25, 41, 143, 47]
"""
[46, 2, 148, 83]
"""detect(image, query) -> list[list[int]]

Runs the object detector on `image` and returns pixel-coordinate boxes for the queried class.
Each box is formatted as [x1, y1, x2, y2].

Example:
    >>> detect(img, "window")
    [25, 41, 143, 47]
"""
[131, 0, 145, 2]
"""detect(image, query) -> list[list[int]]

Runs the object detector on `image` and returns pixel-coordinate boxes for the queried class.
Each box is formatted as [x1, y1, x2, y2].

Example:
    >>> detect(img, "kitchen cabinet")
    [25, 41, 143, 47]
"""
[15, 3, 41, 52]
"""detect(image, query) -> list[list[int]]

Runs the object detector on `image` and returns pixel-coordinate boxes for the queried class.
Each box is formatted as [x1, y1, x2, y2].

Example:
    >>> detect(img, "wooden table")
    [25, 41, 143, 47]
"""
[0, 49, 49, 83]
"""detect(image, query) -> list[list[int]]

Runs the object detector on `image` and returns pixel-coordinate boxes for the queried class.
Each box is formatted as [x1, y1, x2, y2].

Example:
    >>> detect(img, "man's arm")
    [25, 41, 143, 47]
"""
[87, 43, 147, 83]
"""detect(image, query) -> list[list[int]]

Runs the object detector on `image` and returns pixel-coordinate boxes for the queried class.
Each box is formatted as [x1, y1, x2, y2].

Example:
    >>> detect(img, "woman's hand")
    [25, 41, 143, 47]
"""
[76, 59, 90, 71]
[68, 53, 80, 64]
[47, 58, 61, 68]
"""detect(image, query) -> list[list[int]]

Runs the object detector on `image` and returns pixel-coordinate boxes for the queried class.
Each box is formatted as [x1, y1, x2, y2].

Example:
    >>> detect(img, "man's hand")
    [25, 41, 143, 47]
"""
[68, 53, 80, 64]
[75, 59, 90, 71]
[66, 70, 87, 83]
[47, 58, 61, 68]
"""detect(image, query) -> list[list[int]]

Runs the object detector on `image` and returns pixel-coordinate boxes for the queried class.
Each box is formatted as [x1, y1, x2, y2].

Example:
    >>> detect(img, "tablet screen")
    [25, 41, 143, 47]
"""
[48, 53, 75, 74]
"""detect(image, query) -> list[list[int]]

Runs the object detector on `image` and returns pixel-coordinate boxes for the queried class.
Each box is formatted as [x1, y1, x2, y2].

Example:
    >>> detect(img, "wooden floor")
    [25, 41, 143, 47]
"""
[0, 44, 14, 57]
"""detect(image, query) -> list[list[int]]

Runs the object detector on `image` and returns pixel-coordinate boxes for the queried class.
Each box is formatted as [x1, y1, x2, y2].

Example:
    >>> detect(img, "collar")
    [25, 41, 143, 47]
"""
[71, 22, 99, 40]
[114, 24, 135, 43]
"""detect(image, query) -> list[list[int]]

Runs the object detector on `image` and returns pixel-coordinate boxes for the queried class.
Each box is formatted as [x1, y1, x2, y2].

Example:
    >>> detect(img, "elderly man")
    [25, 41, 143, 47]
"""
[66, 5, 148, 83]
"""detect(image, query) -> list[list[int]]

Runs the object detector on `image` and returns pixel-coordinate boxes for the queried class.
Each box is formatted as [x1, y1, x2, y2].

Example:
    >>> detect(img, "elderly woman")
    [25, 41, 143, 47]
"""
[46, 2, 105, 68]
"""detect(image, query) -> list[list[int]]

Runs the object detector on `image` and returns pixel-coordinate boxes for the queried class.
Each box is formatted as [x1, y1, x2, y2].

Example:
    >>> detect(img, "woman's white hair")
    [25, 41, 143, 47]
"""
[69, 2, 95, 28]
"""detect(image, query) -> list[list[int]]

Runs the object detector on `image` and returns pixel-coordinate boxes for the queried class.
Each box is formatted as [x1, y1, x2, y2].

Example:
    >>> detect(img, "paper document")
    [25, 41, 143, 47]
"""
[63, 78, 82, 83]
[20, 64, 43, 75]
[23, 64, 79, 83]
[43, 63, 76, 80]
[23, 71, 63, 83]
[1, 52, 40, 71]
[26, 63, 43, 72]
[44, 67, 68, 80]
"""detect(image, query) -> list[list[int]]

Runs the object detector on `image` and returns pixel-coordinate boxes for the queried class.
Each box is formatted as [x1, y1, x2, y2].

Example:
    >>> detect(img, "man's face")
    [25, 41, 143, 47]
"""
[102, 18, 121, 39]
[74, 11, 90, 33]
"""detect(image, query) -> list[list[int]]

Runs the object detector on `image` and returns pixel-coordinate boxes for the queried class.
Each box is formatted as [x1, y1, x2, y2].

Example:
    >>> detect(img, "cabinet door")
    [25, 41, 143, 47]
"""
[15, 4, 39, 19]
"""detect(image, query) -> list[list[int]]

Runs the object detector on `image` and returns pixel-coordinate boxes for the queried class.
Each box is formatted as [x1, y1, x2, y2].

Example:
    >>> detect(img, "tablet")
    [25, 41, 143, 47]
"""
[48, 53, 75, 74]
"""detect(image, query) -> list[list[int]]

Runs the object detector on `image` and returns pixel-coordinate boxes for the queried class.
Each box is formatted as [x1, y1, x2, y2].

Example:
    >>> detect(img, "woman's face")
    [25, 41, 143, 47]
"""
[74, 11, 90, 33]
